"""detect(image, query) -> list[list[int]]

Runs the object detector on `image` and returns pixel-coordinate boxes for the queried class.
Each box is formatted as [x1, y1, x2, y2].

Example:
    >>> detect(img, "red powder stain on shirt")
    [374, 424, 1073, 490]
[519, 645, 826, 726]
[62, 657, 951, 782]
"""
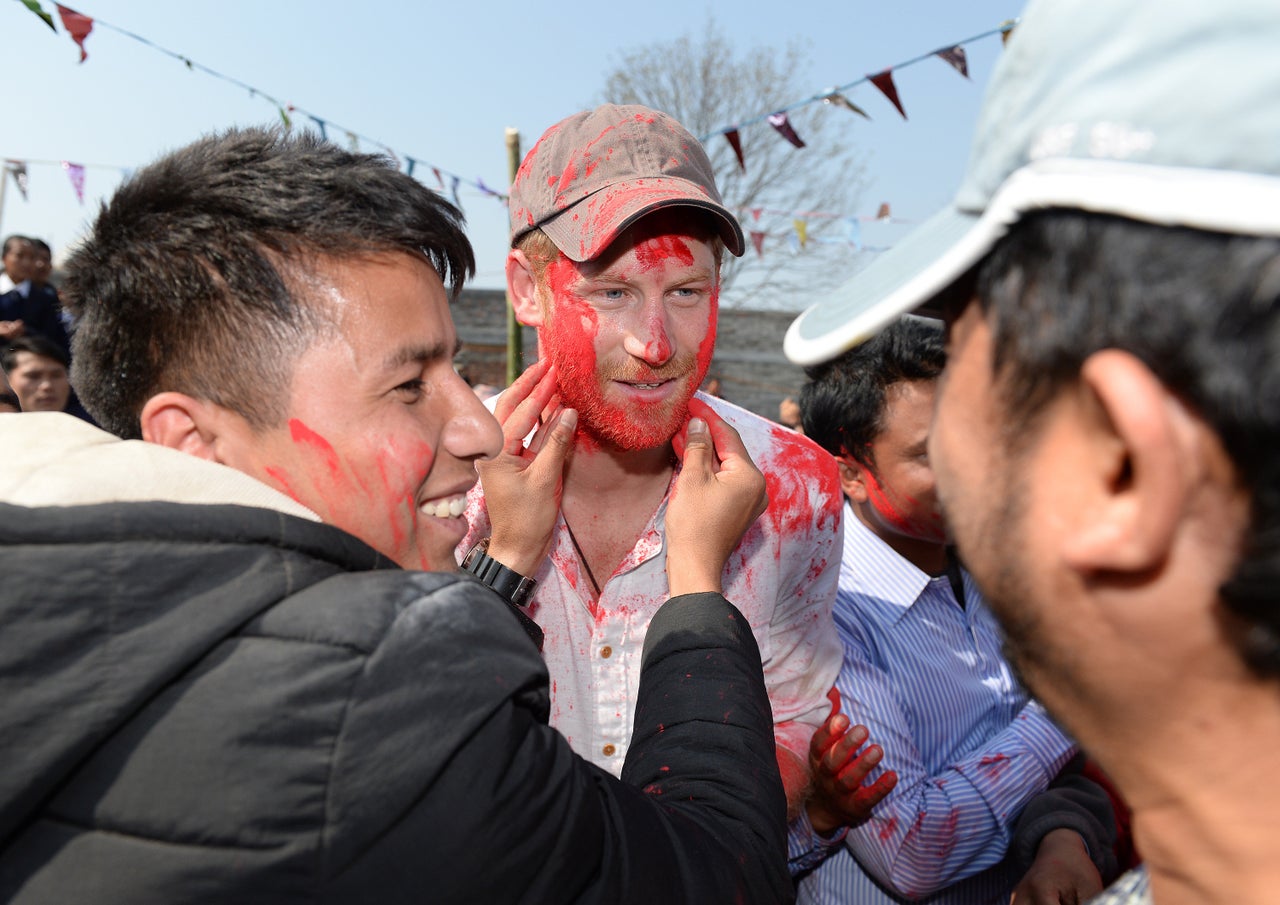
[979, 753, 1011, 780]
[879, 815, 900, 843]
[903, 810, 927, 847]
[759, 430, 835, 537]
[936, 808, 961, 859]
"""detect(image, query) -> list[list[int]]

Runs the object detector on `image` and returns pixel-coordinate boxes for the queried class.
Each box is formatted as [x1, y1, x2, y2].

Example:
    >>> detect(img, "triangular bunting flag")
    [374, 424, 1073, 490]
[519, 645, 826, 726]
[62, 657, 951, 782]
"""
[767, 113, 806, 149]
[935, 46, 969, 79]
[822, 93, 871, 120]
[309, 116, 328, 140]
[279, 106, 292, 130]
[450, 176, 461, 209]
[876, 202, 891, 220]
[6, 161, 30, 202]
[793, 219, 808, 248]
[17, 0, 56, 31]
[405, 157, 417, 177]
[750, 231, 766, 258]
[751, 208, 763, 222]
[61, 161, 86, 204]
[432, 168, 444, 189]
[55, 5, 93, 62]
[724, 129, 746, 172]
[1000, 20, 1017, 46]
[346, 131, 360, 152]
[869, 70, 907, 120]
[477, 178, 497, 197]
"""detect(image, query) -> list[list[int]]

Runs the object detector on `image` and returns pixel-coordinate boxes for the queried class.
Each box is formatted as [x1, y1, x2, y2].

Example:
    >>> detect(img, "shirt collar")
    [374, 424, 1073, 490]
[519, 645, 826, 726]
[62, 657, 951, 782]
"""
[840, 499, 938, 613]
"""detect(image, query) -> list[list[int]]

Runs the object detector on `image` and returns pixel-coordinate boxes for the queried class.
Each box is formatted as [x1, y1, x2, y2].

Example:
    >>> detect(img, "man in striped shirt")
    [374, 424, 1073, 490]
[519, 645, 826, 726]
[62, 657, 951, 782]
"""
[788, 316, 1118, 904]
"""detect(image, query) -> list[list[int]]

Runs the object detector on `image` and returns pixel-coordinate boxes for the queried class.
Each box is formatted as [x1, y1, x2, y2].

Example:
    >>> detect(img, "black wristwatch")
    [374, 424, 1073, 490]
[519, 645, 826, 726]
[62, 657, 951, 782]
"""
[460, 538, 538, 608]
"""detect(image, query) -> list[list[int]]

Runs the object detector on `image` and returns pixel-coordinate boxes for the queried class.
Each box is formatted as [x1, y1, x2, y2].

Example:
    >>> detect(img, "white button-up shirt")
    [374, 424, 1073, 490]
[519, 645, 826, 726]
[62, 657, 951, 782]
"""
[461, 393, 844, 771]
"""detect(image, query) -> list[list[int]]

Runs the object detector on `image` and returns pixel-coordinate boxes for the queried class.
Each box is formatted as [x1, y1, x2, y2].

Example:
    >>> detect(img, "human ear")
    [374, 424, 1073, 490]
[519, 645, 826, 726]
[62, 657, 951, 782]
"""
[837, 456, 872, 505]
[506, 249, 546, 327]
[139, 392, 236, 464]
[1061, 349, 1193, 574]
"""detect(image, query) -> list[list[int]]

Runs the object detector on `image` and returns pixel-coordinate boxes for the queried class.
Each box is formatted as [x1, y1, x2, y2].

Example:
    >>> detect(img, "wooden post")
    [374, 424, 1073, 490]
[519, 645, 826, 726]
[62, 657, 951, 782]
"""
[504, 127, 523, 387]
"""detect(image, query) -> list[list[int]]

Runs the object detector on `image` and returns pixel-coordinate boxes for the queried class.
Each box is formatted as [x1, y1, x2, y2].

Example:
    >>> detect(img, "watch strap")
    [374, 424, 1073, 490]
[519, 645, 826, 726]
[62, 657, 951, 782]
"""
[461, 538, 538, 610]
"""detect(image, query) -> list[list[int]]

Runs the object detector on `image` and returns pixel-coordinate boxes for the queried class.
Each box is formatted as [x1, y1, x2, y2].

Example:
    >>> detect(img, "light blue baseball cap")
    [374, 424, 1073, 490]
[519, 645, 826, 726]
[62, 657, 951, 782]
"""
[785, 0, 1280, 366]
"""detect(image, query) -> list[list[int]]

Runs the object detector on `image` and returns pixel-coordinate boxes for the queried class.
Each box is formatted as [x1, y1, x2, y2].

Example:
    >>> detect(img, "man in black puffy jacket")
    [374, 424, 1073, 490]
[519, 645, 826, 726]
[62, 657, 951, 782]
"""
[0, 127, 792, 904]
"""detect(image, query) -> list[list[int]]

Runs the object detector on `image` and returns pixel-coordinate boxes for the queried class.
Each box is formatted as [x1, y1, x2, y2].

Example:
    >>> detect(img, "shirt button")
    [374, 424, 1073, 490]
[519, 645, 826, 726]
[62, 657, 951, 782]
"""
[602, 744, 616, 757]
[600, 645, 613, 658]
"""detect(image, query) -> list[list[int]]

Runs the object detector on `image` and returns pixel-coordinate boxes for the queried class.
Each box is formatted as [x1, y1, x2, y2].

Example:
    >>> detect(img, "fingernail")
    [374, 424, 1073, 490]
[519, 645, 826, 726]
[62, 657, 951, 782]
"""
[560, 409, 578, 432]
[687, 417, 707, 435]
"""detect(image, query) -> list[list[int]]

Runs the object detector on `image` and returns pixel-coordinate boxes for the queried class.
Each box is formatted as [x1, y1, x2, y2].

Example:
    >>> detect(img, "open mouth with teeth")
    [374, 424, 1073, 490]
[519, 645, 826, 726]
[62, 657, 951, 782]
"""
[421, 496, 467, 519]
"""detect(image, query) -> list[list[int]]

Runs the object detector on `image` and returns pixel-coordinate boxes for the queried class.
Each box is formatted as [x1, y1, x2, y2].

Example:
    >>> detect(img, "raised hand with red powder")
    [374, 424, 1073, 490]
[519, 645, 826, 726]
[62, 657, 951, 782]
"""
[805, 687, 899, 836]
[665, 397, 767, 596]
[475, 358, 577, 577]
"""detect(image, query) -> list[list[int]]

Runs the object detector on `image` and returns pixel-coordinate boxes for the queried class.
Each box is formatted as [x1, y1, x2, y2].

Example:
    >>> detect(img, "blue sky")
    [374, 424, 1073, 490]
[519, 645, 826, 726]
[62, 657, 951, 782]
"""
[2, 0, 1025, 305]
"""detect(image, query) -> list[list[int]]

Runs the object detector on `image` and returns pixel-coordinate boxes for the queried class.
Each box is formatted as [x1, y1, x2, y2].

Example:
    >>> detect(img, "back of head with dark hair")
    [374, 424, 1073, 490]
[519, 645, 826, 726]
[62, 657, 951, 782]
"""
[63, 126, 476, 440]
[799, 316, 945, 468]
[3, 334, 70, 373]
[975, 209, 1280, 677]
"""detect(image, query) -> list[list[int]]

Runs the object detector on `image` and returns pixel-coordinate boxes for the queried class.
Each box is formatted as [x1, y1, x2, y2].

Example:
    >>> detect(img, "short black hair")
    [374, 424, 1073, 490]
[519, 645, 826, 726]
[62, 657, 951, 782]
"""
[2, 235, 31, 257]
[976, 209, 1280, 677]
[3, 334, 70, 373]
[63, 126, 476, 440]
[799, 316, 945, 468]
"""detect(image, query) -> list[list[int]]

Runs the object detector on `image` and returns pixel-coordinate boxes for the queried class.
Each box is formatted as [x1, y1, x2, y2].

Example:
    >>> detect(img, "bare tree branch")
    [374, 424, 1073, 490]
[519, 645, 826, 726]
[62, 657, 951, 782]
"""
[599, 19, 870, 310]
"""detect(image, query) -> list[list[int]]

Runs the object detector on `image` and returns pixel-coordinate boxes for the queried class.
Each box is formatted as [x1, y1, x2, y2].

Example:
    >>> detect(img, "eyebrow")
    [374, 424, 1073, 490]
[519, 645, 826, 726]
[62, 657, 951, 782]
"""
[383, 338, 463, 371]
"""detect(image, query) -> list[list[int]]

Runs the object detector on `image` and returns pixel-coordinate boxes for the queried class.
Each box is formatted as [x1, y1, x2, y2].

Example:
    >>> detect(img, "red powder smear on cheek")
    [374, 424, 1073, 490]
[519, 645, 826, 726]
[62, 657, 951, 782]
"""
[862, 469, 916, 535]
[263, 465, 301, 501]
[289, 419, 343, 483]
[695, 297, 718, 381]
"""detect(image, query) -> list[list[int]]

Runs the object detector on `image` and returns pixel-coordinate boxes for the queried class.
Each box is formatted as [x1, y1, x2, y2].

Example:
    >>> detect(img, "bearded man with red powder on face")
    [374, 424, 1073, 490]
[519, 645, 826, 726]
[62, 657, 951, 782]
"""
[461, 103, 890, 827]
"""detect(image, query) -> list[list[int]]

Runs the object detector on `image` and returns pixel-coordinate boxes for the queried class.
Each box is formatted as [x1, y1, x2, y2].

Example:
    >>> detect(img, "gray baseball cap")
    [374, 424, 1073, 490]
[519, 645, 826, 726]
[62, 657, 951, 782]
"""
[785, 0, 1280, 366]
[509, 103, 745, 263]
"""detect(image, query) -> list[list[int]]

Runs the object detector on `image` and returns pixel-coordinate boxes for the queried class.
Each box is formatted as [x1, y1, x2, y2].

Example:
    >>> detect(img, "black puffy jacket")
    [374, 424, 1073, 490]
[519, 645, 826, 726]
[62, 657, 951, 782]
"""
[0, 492, 790, 904]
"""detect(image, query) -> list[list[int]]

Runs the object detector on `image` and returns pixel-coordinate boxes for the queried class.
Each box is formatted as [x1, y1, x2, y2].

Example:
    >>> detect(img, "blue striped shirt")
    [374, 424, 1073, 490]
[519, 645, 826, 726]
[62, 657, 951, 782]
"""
[790, 502, 1076, 904]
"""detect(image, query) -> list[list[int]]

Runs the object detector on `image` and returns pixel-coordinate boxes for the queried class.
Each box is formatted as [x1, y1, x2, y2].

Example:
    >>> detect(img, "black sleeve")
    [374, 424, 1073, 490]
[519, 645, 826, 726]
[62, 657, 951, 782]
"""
[320, 578, 792, 905]
[1009, 751, 1121, 883]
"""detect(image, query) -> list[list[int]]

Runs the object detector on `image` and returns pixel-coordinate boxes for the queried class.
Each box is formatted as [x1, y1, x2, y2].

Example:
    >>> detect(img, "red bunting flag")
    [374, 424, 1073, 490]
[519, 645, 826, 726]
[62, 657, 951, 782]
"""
[767, 113, 806, 149]
[55, 5, 93, 62]
[869, 70, 907, 120]
[61, 160, 86, 204]
[750, 208, 763, 222]
[822, 93, 871, 120]
[432, 167, 444, 189]
[723, 129, 746, 172]
[935, 46, 969, 79]
[750, 230, 766, 258]
[6, 161, 30, 202]
[876, 202, 892, 220]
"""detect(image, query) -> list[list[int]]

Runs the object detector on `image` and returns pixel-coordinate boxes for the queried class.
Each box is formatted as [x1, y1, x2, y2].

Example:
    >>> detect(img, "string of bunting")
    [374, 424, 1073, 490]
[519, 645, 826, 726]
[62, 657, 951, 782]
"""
[11, 0, 507, 210]
[11, 0, 1016, 259]
[711, 20, 1017, 258]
